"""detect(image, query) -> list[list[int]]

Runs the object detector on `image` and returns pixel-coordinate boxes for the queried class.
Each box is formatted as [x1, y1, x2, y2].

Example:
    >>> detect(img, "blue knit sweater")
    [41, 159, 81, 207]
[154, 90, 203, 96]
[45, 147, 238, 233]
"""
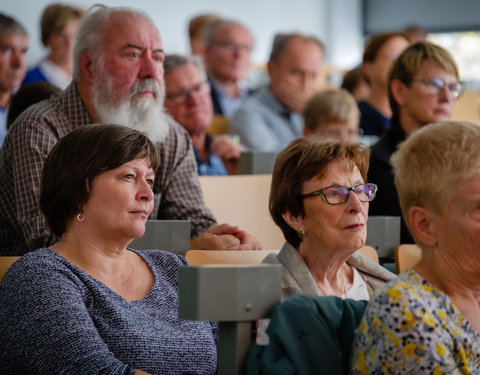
[0, 248, 217, 374]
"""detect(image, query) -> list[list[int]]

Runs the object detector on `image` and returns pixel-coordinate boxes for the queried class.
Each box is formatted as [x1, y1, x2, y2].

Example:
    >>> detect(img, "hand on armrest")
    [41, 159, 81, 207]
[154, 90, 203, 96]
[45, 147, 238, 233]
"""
[190, 223, 262, 250]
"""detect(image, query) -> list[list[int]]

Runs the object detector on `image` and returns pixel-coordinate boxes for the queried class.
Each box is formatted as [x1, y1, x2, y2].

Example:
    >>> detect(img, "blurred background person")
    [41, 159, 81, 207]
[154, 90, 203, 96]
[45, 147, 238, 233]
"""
[188, 13, 220, 58]
[203, 19, 253, 117]
[303, 88, 360, 143]
[229, 33, 324, 152]
[351, 121, 480, 373]
[7, 81, 60, 129]
[359, 31, 410, 136]
[22, 3, 84, 89]
[0, 13, 28, 146]
[403, 23, 428, 43]
[368, 41, 462, 244]
[341, 66, 370, 103]
[164, 54, 243, 175]
[257, 136, 394, 344]
[0, 124, 218, 374]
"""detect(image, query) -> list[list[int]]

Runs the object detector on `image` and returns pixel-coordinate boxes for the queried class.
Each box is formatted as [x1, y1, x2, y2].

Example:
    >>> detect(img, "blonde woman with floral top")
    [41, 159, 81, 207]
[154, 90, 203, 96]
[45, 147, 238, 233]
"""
[350, 121, 480, 374]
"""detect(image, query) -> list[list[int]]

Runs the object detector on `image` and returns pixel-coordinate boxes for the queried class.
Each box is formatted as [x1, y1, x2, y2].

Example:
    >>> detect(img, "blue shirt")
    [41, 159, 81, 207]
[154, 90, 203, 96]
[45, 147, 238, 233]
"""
[194, 134, 228, 176]
[229, 86, 304, 152]
[0, 105, 8, 147]
[208, 76, 249, 117]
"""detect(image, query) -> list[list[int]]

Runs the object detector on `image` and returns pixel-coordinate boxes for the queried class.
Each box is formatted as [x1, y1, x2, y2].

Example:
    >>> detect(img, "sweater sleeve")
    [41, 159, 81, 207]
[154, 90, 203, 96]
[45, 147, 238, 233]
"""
[0, 254, 134, 375]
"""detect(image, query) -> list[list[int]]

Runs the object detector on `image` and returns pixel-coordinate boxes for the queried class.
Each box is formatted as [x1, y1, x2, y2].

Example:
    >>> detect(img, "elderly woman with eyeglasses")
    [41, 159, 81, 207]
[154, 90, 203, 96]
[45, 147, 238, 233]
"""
[257, 135, 395, 344]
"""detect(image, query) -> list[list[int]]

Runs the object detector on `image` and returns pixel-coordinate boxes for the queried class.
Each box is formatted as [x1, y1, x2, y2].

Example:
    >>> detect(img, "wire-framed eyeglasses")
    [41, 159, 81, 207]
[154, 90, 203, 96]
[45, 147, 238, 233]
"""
[300, 183, 378, 205]
[412, 77, 463, 100]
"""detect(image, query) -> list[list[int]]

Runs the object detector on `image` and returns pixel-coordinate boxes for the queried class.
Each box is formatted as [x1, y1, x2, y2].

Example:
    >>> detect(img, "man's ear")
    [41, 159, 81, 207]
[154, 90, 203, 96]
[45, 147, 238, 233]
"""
[390, 79, 408, 107]
[79, 51, 95, 83]
[266, 59, 276, 80]
[408, 206, 437, 247]
[282, 210, 304, 233]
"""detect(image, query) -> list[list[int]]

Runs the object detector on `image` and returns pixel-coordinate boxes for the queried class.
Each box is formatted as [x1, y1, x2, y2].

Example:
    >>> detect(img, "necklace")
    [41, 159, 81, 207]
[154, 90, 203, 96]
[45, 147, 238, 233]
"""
[317, 271, 347, 298]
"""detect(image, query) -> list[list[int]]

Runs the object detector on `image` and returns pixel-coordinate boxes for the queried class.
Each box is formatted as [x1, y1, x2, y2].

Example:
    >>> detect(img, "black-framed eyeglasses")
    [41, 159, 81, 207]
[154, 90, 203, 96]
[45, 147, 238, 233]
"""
[165, 81, 209, 104]
[412, 77, 463, 100]
[300, 183, 378, 205]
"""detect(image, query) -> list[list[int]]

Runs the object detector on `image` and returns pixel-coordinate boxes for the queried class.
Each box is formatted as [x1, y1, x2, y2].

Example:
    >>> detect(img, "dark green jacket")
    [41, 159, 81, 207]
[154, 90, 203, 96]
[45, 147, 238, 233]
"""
[246, 295, 367, 375]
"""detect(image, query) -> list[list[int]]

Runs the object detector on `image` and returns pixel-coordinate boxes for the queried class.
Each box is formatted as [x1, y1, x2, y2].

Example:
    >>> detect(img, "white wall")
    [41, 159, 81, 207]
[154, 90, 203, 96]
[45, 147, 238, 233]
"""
[2, 0, 364, 71]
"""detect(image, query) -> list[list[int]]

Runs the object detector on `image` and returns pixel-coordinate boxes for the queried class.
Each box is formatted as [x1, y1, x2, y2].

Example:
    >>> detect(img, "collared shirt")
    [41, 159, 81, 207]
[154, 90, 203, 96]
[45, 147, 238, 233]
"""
[0, 105, 8, 147]
[208, 76, 248, 117]
[0, 82, 216, 255]
[229, 86, 304, 152]
[193, 134, 228, 176]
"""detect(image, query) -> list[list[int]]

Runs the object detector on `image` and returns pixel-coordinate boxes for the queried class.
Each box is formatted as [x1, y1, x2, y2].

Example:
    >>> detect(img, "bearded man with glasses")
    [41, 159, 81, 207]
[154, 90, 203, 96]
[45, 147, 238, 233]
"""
[368, 41, 462, 244]
[256, 135, 395, 345]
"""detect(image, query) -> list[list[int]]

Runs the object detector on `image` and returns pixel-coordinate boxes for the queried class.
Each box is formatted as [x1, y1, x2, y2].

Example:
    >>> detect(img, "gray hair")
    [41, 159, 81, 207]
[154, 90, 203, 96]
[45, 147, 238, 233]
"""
[0, 13, 27, 37]
[163, 54, 207, 80]
[203, 18, 251, 46]
[269, 32, 324, 62]
[73, 4, 153, 80]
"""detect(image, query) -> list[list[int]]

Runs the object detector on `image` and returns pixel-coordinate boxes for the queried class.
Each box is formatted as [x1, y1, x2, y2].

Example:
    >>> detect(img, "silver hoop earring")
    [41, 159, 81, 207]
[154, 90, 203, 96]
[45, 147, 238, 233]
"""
[77, 213, 85, 222]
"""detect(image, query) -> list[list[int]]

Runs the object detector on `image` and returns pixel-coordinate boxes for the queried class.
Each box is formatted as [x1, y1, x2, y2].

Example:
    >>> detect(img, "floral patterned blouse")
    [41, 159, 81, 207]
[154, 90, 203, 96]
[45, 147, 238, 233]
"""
[350, 269, 480, 374]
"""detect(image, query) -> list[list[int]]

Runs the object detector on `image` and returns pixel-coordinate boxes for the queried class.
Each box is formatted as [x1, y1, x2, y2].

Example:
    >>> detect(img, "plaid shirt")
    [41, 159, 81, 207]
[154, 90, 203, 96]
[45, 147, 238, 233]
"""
[0, 83, 216, 255]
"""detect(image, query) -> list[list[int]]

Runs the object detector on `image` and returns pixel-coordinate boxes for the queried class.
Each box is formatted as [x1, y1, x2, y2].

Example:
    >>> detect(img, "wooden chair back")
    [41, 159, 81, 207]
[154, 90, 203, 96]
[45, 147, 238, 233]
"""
[395, 244, 422, 273]
[0, 256, 20, 284]
[357, 245, 379, 264]
[452, 89, 480, 125]
[207, 115, 229, 135]
[199, 174, 284, 249]
[184, 250, 279, 265]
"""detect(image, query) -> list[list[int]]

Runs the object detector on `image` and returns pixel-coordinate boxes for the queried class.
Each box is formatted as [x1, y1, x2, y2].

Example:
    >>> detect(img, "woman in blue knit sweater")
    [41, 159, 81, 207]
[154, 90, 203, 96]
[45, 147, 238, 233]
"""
[0, 124, 217, 374]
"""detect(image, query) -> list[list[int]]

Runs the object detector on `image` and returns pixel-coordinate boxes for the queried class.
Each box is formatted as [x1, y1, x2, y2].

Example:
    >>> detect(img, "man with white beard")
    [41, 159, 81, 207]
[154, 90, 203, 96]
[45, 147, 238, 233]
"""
[0, 5, 261, 255]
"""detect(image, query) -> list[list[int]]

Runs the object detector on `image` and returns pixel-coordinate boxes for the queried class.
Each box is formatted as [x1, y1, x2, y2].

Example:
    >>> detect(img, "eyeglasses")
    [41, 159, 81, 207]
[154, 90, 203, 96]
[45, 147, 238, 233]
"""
[212, 41, 253, 54]
[412, 77, 464, 100]
[165, 81, 209, 104]
[300, 183, 378, 205]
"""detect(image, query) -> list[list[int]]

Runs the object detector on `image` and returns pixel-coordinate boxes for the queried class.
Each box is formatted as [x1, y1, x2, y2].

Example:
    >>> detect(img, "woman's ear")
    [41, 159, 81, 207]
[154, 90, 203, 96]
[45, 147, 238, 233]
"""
[408, 206, 437, 247]
[282, 211, 304, 232]
[390, 79, 408, 107]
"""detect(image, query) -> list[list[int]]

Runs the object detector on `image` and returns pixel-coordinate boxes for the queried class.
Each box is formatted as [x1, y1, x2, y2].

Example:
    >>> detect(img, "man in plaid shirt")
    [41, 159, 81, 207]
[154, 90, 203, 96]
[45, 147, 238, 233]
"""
[0, 5, 261, 255]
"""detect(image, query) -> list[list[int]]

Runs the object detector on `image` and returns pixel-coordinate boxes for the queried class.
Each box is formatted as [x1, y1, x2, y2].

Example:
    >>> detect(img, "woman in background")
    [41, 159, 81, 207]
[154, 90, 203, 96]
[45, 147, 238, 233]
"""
[22, 3, 84, 89]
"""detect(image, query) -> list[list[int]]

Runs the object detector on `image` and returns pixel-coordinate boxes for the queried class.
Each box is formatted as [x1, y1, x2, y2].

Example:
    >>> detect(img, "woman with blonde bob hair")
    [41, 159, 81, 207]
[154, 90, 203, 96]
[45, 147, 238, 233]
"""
[351, 121, 480, 373]
[257, 135, 395, 344]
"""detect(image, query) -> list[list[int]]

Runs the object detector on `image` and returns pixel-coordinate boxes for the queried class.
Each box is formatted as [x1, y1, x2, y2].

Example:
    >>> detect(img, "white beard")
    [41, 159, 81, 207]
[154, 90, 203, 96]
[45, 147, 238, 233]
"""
[92, 73, 170, 144]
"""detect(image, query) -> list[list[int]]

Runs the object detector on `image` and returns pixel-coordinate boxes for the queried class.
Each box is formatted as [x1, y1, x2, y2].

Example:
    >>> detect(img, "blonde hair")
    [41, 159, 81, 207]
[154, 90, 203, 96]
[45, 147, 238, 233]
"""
[303, 89, 360, 133]
[388, 41, 459, 121]
[392, 121, 480, 237]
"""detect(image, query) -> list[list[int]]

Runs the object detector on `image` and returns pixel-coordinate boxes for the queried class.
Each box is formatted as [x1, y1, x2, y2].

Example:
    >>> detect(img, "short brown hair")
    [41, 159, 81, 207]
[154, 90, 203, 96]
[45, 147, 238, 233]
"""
[40, 124, 160, 238]
[392, 121, 480, 243]
[362, 31, 410, 63]
[40, 3, 84, 46]
[388, 41, 459, 121]
[188, 13, 220, 40]
[303, 88, 360, 133]
[269, 135, 370, 249]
